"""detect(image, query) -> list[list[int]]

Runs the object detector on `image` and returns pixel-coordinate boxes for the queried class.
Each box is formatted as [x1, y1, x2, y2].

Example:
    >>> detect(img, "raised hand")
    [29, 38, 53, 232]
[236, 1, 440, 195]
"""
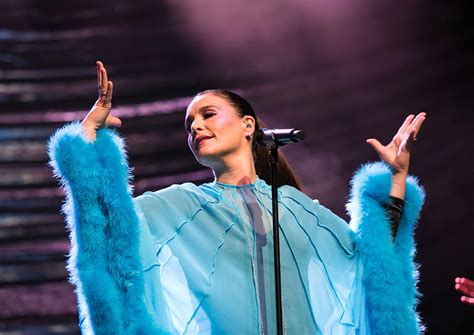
[455, 277, 474, 305]
[81, 61, 122, 141]
[366, 112, 427, 175]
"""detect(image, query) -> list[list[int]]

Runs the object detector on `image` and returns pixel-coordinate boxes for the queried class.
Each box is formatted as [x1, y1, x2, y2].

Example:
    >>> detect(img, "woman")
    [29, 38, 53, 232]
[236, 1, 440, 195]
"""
[49, 61, 426, 334]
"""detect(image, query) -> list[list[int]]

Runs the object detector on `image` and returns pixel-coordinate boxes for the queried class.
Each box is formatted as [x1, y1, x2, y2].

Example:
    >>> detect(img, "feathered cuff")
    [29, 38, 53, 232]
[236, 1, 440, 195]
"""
[48, 122, 160, 334]
[346, 161, 425, 335]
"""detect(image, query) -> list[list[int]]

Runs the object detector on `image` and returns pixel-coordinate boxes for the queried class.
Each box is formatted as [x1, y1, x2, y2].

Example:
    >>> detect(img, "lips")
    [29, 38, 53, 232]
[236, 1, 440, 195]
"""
[194, 135, 214, 149]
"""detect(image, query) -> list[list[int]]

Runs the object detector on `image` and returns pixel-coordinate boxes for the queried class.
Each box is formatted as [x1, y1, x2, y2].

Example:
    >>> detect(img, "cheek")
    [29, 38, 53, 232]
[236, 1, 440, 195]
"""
[187, 135, 197, 155]
[213, 114, 242, 137]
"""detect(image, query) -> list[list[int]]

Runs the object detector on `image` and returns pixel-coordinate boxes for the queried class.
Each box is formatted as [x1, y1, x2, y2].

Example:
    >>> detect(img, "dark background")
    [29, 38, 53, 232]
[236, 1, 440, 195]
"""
[0, 1, 473, 334]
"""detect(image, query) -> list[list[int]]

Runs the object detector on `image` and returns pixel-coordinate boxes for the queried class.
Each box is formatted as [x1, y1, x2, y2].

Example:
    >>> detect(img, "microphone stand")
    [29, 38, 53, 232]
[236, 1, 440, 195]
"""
[257, 127, 304, 335]
[269, 145, 283, 335]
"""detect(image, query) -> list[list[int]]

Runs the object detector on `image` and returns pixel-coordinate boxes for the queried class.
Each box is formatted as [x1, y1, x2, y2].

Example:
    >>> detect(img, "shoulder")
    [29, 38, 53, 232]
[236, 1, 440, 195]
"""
[135, 182, 214, 206]
[278, 184, 356, 252]
[134, 182, 221, 219]
[137, 182, 201, 199]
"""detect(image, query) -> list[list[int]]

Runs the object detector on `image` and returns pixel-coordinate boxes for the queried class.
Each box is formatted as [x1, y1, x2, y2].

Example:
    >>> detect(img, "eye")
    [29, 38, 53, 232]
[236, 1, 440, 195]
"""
[203, 111, 215, 119]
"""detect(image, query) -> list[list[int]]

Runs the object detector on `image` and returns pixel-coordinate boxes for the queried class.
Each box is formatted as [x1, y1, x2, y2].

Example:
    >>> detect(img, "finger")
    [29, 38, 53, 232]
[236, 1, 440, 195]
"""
[396, 114, 415, 137]
[409, 113, 427, 139]
[366, 138, 385, 155]
[97, 62, 109, 96]
[406, 112, 425, 131]
[455, 282, 474, 297]
[97, 64, 107, 97]
[408, 128, 416, 143]
[457, 277, 474, 291]
[105, 115, 122, 128]
[460, 296, 474, 305]
[96, 61, 103, 96]
[101, 65, 109, 90]
[104, 81, 113, 105]
[99, 69, 108, 96]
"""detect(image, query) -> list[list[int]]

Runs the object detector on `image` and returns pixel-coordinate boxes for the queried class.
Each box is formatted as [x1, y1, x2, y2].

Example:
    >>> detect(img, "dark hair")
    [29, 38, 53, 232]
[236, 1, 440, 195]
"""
[196, 89, 303, 191]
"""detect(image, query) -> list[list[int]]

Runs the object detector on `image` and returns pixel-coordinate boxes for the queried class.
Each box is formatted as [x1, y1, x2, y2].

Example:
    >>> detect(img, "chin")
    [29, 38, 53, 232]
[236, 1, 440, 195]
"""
[195, 154, 218, 169]
[195, 149, 231, 171]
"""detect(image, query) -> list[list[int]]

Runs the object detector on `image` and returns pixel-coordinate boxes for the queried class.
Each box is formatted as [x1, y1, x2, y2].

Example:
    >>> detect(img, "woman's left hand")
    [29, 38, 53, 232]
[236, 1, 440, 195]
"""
[366, 112, 427, 175]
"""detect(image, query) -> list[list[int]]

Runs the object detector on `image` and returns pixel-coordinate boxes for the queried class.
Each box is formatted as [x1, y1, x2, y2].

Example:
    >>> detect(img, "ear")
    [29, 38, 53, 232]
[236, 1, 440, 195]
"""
[242, 115, 256, 136]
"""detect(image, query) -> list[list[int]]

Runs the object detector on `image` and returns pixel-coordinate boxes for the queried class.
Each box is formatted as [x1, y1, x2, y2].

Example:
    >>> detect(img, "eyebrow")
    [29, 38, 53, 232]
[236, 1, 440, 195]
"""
[184, 104, 219, 130]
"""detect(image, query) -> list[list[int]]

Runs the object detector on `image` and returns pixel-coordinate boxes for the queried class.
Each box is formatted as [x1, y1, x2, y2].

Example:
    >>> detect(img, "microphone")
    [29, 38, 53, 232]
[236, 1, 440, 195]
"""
[255, 128, 305, 147]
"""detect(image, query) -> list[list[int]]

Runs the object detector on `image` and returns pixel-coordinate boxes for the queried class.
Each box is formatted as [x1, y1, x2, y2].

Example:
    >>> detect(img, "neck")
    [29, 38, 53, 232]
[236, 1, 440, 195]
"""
[213, 157, 257, 186]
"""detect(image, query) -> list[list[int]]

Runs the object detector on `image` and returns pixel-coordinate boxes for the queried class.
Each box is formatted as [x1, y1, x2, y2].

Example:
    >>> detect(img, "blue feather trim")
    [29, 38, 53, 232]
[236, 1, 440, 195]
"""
[48, 122, 161, 334]
[347, 162, 425, 334]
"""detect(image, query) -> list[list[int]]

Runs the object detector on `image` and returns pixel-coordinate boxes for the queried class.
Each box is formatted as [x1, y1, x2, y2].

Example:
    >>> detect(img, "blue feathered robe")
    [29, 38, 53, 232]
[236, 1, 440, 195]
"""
[48, 123, 425, 334]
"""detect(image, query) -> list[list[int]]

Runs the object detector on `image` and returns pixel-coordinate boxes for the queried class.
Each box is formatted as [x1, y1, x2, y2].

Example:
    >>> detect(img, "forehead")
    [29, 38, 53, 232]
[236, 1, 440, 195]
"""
[186, 93, 231, 115]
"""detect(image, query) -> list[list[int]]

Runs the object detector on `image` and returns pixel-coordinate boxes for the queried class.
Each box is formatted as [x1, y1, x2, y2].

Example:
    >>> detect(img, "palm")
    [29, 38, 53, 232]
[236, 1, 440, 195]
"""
[367, 113, 426, 174]
[89, 97, 113, 125]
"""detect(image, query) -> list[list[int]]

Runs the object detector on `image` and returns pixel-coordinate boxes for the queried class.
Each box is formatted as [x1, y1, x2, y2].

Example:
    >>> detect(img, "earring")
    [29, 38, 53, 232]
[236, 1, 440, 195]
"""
[246, 134, 252, 141]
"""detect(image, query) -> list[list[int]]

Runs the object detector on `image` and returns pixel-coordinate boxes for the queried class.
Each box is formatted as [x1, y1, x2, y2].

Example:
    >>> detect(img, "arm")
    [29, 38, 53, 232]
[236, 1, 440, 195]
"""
[367, 113, 426, 241]
[48, 62, 160, 334]
[367, 113, 426, 201]
[347, 113, 427, 334]
[347, 162, 425, 335]
[386, 196, 404, 239]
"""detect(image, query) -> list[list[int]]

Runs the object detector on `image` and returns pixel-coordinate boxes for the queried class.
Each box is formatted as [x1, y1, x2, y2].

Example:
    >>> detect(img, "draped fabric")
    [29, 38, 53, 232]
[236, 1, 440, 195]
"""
[135, 179, 367, 334]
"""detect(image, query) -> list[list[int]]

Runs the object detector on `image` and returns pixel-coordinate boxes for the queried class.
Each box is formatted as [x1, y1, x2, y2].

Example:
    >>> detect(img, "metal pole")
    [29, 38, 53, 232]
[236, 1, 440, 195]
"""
[269, 146, 283, 335]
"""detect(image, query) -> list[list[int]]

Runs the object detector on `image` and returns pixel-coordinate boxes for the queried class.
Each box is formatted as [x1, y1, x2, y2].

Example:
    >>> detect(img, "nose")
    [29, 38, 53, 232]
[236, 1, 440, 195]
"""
[190, 118, 204, 135]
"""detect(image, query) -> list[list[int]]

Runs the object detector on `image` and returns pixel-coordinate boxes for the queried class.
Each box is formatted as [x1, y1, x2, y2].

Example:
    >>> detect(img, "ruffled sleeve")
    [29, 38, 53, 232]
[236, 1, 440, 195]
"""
[48, 122, 162, 334]
[346, 162, 425, 335]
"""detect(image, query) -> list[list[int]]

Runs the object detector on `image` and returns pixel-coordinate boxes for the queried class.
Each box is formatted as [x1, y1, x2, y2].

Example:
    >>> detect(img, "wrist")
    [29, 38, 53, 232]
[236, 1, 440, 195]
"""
[391, 170, 408, 178]
[390, 172, 408, 200]
[81, 122, 97, 141]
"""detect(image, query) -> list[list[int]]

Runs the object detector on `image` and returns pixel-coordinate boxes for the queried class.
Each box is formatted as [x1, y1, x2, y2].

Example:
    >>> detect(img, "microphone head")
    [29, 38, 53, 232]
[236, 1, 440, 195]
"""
[255, 128, 305, 147]
[290, 129, 305, 142]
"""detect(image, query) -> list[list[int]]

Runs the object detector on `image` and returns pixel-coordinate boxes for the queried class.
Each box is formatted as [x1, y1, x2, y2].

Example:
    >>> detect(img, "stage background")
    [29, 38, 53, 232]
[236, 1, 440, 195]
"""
[0, 1, 473, 334]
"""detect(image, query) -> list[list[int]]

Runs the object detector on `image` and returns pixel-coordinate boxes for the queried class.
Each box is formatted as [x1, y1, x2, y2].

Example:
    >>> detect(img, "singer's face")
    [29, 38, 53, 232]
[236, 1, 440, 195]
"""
[185, 93, 250, 168]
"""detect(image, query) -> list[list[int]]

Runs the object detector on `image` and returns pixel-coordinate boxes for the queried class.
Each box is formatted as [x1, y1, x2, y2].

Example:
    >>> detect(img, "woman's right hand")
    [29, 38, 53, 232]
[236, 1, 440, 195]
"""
[81, 61, 122, 141]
